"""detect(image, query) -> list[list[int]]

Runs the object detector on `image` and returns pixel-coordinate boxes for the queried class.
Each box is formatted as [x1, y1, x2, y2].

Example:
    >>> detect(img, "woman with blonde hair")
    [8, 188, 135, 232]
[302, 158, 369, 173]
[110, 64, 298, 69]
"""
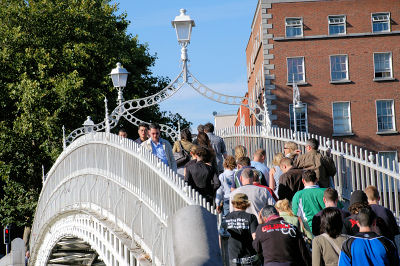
[275, 199, 313, 240]
[234, 145, 247, 162]
[268, 152, 284, 194]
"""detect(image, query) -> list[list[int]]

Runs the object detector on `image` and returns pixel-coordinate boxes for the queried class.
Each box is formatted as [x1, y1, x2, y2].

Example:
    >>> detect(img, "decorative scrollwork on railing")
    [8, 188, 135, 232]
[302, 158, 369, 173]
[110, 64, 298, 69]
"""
[121, 112, 179, 142]
[65, 47, 274, 147]
[186, 71, 266, 123]
[65, 70, 185, 146]
[113, 69, 185, 113]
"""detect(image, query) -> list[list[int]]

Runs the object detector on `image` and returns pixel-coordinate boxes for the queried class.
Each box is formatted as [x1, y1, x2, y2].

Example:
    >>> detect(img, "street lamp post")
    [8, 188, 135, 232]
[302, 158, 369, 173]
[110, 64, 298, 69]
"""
[109, 62, 130, 106]
[64, 8, 271, 148]
[171, 8, 195, 82]
[292, 75, 305, 135]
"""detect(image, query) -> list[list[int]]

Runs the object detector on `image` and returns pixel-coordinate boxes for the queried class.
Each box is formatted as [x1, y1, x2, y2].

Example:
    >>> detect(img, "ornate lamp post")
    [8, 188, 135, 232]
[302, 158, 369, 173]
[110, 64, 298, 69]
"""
[292, 79, 305, 135]
[64, 9, 271, 148]
[171, 8, 195, 81]
[109, 62, 129, 106]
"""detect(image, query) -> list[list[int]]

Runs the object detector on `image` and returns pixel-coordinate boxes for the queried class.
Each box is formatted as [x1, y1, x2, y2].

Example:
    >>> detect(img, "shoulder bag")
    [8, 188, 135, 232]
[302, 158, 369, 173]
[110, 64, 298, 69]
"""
[321, 233, 342, 255]
[174, 141, 191, 167]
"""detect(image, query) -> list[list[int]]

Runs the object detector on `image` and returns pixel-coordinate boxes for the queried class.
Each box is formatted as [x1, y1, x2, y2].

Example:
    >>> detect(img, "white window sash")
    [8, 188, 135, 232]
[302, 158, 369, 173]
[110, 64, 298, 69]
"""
[287, 57, 305, 83]
[332, 102, 351, 134]
[374, 52, 393, 78]
[330, 55, 349, 81]
[372, 13, 390, 22]
[286, 18, 302, 26]
[289, 104, 308, 133]
[328, 16, 346, 25]
[376, 100, 396, 131]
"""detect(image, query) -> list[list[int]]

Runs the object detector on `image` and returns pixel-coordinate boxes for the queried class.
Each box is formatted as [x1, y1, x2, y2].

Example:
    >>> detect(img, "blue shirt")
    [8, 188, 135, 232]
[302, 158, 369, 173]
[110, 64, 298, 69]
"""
[215, 169, 235, 205]
[251, 161, 269, 184]
[339, 232, 400, 266]
[151, 139, 169, 166]
[273, 165, 283, 195]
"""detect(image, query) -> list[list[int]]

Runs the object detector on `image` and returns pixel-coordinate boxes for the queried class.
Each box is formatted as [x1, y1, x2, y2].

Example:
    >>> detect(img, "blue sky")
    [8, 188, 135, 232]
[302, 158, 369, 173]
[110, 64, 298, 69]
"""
[115, 1, 256, 129]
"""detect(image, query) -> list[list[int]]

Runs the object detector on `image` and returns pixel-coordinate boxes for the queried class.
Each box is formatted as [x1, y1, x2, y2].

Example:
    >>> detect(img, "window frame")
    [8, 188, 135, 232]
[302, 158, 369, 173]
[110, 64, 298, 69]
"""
[285, 17, 303, 38]
[377, 151, 398, 171]
[328, 15, 347, 35]
[371, 12, 391, 33]
[375, 99, 396, 133]
[373, 52, 393, 80]
[329, 54, 349, 82]
[289, 103, 308, 133]
[332, 101, 353, 136]
[286, 56, 306, 84]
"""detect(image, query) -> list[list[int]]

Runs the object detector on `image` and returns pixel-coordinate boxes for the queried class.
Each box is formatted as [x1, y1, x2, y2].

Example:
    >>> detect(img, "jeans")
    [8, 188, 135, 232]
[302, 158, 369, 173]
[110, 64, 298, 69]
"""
[222, 199, 230, 217]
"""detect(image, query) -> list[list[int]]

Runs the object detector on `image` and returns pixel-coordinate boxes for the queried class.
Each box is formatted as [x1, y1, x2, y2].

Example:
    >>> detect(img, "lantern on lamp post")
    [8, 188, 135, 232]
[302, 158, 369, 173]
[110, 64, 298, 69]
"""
[83, 116, 94, 134]
[292, 80, 305, 135]
[109, 62, 129, 106]
[171, 9, 195, 82]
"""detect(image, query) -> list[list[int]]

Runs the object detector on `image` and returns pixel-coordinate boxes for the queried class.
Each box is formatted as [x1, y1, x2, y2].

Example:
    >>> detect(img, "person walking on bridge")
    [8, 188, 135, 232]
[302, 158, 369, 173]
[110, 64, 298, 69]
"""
[204, 122, 227, 174]
[278, 157, 304, 201]
[142, 123, 177, 171]
[230, 168, 275, 217]
[253, 205, 311, 266]
[134, 123, 149, 144]
[294, 138, 336, 188]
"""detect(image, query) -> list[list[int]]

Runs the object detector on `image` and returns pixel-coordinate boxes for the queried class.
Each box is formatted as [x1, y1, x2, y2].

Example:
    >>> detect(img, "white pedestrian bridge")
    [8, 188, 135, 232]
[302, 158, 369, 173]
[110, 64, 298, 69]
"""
[24, 126, 399, 265]
[28, 132, 221, 266]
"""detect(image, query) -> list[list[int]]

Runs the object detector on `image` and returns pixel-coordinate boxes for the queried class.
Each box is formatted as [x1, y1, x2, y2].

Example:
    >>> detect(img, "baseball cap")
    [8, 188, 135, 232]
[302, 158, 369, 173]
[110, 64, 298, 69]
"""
[232, 193, 249, 203]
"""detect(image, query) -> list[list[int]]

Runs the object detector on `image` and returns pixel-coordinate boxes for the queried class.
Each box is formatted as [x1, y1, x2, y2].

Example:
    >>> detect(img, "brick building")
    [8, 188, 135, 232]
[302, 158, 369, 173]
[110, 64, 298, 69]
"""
[237, 0, 400, 164]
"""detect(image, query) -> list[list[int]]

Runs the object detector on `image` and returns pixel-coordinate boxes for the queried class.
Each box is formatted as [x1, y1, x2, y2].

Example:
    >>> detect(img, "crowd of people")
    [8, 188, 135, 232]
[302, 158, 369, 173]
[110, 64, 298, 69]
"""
[119, 123, 400, 266]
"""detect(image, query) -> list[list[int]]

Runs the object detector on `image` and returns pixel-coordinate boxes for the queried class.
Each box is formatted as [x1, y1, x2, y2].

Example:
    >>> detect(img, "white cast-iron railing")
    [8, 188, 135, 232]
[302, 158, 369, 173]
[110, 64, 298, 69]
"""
[29, 133, 216, 266]
[216, 126, 400, 223]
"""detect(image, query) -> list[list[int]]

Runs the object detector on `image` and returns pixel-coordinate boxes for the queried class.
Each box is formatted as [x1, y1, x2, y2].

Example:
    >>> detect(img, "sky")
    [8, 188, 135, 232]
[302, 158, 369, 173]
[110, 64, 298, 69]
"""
[114, 1, 257, 129]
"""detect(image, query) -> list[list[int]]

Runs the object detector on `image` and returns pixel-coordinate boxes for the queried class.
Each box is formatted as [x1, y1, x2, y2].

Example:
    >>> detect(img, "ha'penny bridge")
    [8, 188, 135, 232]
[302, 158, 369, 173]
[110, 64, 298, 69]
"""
[2, 9, 398, 266]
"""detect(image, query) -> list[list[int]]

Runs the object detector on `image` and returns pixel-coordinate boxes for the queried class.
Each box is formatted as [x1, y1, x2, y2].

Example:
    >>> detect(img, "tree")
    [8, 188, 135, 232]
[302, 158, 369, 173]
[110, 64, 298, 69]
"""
[0, 0, 190, 228]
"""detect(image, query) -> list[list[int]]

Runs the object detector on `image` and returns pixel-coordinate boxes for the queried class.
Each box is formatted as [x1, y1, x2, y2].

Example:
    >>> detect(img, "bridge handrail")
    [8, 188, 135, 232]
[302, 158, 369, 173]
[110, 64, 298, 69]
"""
[30, 132, 216, 265]
[216, 126, 400, 222]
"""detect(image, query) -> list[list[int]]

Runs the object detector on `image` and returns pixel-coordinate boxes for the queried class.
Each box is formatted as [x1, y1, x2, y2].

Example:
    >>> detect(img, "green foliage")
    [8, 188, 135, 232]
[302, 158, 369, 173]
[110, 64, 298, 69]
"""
[0, 0, 191, 227]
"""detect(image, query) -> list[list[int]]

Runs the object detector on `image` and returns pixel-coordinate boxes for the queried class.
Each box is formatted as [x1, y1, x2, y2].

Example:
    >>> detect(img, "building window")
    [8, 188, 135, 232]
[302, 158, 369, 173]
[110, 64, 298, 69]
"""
[287, 57, 305, 83]
[289, 104, 308, 133]
[374, 52, 392, 79]
[286, 18, 303, 37]
[332, 102, 352, 134]
[378, 151, 398, 169]
[330, 55, 349, 81]
[328, 15, 346, 35]
[372, 13, 390, 33]
[376, 100, 395, 132]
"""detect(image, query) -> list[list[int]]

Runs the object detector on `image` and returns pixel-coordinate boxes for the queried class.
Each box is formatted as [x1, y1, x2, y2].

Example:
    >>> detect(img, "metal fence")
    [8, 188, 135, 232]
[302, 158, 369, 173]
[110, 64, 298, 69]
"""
[30, 133, 217, 265]
[216, 126, 400, 222]
[29, 125, 400, 265]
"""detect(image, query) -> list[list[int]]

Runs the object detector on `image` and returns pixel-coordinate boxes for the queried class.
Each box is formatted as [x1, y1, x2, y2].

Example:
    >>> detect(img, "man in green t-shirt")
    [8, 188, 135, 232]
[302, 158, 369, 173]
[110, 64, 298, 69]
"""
[292, 170, 326, 231]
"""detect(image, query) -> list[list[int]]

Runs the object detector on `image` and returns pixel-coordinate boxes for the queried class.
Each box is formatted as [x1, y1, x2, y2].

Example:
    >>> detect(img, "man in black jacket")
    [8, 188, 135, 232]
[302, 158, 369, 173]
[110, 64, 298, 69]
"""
[253, 205, 311, 266]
